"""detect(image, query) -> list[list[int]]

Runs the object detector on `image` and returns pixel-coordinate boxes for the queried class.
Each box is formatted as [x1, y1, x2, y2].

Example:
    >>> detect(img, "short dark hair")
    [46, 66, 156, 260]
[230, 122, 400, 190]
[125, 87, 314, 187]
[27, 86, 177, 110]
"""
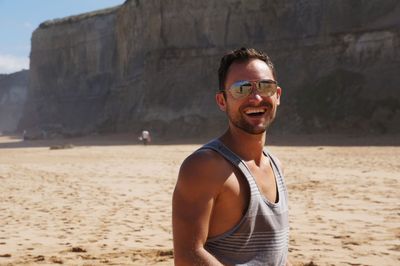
[218, 47, 277, 92]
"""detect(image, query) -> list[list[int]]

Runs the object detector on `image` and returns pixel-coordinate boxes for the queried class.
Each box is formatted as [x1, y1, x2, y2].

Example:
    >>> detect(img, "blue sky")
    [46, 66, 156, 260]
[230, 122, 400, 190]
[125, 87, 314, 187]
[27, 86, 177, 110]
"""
[0, 0, 125, 74]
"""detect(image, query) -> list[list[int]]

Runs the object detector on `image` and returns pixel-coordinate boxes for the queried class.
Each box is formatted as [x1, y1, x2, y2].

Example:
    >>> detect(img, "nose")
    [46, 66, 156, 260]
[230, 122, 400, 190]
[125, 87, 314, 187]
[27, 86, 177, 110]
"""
[248, 84, 263, 103]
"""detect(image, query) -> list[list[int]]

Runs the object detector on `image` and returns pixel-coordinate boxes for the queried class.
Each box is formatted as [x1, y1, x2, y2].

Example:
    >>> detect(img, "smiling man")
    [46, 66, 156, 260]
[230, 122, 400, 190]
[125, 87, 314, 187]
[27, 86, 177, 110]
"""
[173, 48, 290, 266]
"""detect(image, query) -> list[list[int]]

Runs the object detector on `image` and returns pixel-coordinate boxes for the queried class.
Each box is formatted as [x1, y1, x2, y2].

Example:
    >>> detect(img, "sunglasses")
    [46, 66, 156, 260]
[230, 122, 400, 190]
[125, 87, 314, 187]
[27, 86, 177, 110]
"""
[226, 79, 278, 99]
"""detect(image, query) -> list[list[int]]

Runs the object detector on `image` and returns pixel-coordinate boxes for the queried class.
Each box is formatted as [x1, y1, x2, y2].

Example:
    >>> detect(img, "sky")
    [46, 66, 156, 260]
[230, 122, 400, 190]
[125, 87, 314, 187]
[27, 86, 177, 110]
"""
[0, 0, 125, 74]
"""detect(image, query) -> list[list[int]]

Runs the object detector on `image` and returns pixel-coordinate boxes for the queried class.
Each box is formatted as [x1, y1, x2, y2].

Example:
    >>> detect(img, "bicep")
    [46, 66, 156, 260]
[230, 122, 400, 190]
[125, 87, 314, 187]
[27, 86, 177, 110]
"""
[173, 174, 215, 249]
[173, 185, 214, 250]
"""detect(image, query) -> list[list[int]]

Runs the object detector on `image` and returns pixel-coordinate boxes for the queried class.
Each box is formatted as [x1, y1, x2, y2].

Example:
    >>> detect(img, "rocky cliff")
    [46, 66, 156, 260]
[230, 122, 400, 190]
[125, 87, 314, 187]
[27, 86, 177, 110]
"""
[0, 70, 29, 133]
[21, 0, 400, 139]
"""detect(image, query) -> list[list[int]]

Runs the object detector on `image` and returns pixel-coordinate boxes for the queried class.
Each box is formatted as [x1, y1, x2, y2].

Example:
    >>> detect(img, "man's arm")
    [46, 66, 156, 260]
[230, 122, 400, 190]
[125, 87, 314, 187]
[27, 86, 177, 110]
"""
[172, 150, 225, 266]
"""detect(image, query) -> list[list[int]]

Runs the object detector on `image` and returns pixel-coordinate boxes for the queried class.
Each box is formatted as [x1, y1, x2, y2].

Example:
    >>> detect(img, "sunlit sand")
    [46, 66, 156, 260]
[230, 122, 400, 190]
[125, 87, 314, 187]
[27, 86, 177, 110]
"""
[0, 134, 399, 265]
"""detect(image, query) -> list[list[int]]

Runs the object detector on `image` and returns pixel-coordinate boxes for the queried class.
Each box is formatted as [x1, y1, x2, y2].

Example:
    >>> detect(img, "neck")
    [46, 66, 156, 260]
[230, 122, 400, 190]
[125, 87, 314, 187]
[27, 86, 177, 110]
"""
[220, 125, 267, 165]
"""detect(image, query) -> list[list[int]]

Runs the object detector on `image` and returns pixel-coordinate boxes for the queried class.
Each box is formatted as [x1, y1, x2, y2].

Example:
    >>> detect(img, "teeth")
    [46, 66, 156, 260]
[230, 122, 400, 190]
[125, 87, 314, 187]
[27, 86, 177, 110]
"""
[245, 108, 266, 114]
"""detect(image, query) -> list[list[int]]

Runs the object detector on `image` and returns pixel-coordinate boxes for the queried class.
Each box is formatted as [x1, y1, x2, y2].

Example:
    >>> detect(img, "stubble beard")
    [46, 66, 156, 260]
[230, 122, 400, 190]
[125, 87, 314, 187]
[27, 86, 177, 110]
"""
[228, 105, 277, 135]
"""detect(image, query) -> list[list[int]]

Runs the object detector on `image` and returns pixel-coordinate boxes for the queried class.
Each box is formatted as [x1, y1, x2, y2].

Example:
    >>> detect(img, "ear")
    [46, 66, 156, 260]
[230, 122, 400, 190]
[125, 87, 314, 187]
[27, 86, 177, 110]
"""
[215, 92, 227, 112]
[276, 86, 282, 106]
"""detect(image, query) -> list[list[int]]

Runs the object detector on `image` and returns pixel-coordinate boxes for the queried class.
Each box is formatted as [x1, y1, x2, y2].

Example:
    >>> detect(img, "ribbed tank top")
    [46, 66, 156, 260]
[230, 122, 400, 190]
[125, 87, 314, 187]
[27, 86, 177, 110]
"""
[200, 139, 289, 266]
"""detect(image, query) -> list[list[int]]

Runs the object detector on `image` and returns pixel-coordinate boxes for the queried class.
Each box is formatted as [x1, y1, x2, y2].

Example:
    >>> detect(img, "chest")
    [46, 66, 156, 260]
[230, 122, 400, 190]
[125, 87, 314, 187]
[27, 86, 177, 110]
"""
[208, 162, 278, 237]
[247, 162, 279, 203]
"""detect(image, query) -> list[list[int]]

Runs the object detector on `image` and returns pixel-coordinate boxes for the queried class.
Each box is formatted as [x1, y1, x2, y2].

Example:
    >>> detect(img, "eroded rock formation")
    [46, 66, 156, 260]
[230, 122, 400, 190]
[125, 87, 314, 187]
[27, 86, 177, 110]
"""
[21, 0, 400, 139]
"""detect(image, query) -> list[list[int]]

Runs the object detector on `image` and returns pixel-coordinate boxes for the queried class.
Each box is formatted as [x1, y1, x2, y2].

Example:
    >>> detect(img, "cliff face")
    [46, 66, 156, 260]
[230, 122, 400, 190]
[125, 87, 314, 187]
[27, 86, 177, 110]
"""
[23, 7, 119, 136]
[0, 70, 29, 133]
[22, 0, 400, 138]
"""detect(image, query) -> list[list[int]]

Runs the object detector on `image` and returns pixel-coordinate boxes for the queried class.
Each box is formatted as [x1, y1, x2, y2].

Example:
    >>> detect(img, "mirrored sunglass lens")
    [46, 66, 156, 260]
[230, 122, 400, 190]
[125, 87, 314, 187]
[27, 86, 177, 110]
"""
[231, 82, 252, 98]
[258, 81, 277, 96]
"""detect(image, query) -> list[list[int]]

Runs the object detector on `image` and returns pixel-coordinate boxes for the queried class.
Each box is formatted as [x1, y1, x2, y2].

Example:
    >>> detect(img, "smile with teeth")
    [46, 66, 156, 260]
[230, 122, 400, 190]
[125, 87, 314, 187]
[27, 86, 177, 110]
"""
[244, 107, 267, 116]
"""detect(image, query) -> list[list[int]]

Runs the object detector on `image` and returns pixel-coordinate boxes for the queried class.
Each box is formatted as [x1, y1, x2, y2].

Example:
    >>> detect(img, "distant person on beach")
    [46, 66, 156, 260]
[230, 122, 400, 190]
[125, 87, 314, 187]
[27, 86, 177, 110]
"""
[139, 130, 151, 145]
[173, 47, 291, 265]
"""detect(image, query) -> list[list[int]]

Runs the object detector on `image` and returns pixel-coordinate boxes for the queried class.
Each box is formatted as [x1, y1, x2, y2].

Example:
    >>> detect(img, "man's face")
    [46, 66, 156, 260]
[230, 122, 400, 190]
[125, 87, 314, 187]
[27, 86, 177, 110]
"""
[216, 59, 281, 135]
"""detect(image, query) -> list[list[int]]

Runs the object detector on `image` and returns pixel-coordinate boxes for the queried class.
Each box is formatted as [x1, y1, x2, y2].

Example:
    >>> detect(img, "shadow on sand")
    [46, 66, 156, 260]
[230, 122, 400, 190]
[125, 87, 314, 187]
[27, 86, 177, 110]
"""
[0, 133, 399, 149]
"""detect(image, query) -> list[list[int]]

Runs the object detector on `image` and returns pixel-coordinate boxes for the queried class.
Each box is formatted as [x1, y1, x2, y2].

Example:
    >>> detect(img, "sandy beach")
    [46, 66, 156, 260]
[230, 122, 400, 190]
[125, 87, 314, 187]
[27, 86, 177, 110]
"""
[0, 134, 399, 265]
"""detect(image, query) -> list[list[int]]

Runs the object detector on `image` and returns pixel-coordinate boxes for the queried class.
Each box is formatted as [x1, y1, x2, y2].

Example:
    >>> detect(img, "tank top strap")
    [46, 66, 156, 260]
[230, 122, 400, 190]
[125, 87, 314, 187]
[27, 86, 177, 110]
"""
[263, 148, 283, 178]
[200, 139, 254, 180]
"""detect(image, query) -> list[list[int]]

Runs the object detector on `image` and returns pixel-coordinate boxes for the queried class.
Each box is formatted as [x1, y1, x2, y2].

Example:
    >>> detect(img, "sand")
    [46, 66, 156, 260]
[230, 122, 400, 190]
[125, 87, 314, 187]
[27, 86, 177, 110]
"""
[0, 134, 399, 265]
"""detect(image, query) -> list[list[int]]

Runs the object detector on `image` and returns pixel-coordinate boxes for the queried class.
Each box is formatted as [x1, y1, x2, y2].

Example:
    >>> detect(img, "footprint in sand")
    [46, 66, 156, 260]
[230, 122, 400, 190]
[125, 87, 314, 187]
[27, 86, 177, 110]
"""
[49, 256, 63, 264]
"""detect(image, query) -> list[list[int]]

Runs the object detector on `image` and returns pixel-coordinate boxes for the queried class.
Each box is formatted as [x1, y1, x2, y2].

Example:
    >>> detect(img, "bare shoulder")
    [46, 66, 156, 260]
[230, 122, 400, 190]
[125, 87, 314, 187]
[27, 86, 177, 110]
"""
[176, 148, 232, 198]
[180, 148, 229, 177]
[178, 149, 230, 182]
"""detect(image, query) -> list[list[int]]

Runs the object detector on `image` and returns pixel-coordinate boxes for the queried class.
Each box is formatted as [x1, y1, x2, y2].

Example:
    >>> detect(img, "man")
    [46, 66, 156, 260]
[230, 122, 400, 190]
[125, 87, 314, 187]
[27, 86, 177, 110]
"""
[172, 47, 290, 265]
[139, 130, 151, 145]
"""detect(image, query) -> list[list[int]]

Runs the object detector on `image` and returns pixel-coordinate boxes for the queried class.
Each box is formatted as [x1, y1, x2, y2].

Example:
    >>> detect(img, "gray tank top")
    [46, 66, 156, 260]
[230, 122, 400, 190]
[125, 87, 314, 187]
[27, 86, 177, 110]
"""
[200, 139, 289, 266]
